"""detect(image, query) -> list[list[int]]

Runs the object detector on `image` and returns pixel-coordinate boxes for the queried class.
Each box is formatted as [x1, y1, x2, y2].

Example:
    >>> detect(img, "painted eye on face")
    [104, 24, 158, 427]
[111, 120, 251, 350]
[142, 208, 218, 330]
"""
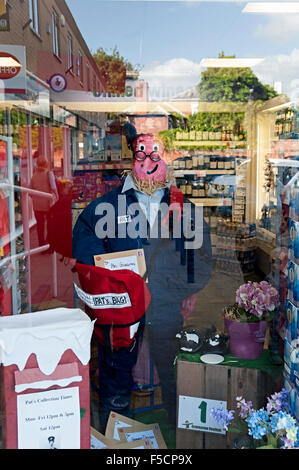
[138, 143, 146, 152]
[153, 143, 159, 152]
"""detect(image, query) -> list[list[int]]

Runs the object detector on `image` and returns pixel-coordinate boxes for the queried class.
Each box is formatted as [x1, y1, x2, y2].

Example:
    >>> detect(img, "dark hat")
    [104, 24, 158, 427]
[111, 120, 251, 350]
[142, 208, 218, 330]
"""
[122, 122, 137, 150]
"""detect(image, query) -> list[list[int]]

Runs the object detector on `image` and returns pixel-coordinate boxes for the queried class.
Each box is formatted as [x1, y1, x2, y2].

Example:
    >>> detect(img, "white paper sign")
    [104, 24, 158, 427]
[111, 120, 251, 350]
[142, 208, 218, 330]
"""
[17, 387, 81, 449]
[90, 434, 107, 449]
[113, 420, 133, 440]
[178, 395, 227, 435]
[104, 255, 140, 275]
[122, 429, 159, 449]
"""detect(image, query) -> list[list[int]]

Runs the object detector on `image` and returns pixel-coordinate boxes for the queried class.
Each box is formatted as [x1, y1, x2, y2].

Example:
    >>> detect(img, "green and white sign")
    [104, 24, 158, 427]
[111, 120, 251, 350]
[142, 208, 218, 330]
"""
[178, 395, 227, 435]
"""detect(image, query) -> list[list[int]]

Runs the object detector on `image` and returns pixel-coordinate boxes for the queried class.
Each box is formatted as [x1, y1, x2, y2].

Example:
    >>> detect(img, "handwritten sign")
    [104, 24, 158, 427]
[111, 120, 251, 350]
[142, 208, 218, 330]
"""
[104, 255, 139, 275]
[94, 249, 147, 280]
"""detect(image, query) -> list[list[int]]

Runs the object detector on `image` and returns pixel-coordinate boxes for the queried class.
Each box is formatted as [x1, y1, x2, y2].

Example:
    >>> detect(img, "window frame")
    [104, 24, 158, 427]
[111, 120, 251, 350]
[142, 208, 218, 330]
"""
[86, 63, 91, 91]
[29, 0, 40, 35]
[52, 9, 60, 58]
[67, 33, 73, 72]
[77, 51, 84, 84]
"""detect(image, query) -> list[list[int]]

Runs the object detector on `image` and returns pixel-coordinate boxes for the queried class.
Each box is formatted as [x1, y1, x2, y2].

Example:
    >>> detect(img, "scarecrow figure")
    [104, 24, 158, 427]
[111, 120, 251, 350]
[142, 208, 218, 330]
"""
[72, 123, 212, 429]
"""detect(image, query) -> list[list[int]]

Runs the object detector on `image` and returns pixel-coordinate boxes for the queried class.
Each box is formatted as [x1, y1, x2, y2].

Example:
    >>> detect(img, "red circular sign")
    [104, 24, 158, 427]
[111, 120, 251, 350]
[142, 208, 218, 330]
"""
[0, 52, 21, 80]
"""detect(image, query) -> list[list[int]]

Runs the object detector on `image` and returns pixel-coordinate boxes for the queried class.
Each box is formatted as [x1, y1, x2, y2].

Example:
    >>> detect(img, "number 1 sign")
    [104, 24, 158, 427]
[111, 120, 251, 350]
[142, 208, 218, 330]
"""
[178, 395, 227, 435]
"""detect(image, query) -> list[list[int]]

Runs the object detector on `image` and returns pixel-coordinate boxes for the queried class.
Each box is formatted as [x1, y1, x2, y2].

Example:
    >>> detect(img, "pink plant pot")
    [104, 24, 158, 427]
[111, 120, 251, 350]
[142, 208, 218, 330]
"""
[224, 318, 268, 360]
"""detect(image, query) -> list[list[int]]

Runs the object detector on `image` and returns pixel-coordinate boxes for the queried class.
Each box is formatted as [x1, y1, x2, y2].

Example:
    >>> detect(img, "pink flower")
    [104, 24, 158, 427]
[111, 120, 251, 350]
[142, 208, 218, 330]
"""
[235, 281, 279, 319]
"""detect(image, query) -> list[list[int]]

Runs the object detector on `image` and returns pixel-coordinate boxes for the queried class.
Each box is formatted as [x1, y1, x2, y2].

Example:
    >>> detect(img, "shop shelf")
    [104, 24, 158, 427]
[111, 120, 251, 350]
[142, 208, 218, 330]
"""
[74, 161, 132, 171]
[189, 198, 233, 206]
[173, 169, 235, 176]
[174, 140, 247, 147]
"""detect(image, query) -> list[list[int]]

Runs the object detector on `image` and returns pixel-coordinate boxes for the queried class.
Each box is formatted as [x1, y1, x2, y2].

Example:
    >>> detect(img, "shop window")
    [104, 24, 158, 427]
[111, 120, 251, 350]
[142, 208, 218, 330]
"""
[29, 0, 39, 35]
[52, 127, 63, 174]
[52, 10, 60, 58]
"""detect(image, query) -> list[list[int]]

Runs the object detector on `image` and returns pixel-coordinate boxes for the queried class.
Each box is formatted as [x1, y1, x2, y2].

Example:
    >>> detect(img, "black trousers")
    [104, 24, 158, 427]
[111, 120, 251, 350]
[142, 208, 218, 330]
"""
[97, 319, 182, 430]
[97, 319, 145, 429]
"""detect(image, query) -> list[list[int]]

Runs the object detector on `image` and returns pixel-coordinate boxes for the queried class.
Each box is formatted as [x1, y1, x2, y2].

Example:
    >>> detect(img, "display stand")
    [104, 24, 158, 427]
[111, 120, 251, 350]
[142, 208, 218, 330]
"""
[0, 308, 95, 449]
[176, 352, 282, 449]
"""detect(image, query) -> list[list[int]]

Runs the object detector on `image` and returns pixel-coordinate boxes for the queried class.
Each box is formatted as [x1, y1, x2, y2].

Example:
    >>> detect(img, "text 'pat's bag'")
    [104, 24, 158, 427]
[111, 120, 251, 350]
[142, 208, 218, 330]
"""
[74, 262, 151, 350]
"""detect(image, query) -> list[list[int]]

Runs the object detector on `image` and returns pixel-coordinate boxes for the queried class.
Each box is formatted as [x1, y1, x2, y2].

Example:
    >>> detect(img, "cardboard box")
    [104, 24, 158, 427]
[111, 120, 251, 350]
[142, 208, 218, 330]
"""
[94, 249, 147, 280]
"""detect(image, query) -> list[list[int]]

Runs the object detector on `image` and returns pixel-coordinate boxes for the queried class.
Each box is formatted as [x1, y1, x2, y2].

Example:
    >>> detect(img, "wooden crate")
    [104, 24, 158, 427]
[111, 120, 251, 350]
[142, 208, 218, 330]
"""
[176, 359, 274, 449]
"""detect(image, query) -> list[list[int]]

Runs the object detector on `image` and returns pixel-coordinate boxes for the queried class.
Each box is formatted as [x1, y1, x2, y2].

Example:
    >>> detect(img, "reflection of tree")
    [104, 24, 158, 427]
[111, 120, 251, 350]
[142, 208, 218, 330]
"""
[93, 46, 141, 94]
[160, 54, 279, 155]
[52, 128, 63, 152]
[197, 53, 277, 103]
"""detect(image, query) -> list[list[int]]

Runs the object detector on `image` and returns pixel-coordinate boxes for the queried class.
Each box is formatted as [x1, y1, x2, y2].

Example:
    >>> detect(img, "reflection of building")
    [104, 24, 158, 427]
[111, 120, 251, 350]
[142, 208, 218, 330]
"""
[0, 0, 106, 177]
[0, 0, 107, 316]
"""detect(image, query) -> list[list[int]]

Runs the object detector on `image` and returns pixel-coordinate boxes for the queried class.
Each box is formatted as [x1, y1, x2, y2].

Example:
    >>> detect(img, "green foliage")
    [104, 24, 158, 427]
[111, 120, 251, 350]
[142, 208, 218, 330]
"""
[197, 65, 277, 103]
[158, 129, 177, 151]
[92, 46, 142, 94]
[186, 112, 245, 132]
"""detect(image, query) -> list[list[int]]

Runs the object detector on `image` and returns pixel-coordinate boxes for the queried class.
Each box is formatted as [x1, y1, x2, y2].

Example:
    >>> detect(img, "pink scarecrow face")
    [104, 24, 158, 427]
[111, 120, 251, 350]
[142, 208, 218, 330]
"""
[132, 134, 167, 183]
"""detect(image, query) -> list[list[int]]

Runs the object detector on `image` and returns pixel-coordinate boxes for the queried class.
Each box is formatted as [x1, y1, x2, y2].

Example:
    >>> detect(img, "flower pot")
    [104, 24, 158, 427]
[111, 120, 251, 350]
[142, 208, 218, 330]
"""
[224, 318, 268, 359]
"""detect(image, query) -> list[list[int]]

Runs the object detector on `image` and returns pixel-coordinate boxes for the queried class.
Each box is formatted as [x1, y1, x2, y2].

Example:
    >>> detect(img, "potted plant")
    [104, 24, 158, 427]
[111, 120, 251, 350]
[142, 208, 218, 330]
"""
[223, 281, 279, 359]
[210, 389, 299, 449]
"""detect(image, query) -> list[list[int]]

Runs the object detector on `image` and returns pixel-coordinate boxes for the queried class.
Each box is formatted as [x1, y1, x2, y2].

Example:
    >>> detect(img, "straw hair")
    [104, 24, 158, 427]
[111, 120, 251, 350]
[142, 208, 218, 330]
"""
[122, 168, 174, 195]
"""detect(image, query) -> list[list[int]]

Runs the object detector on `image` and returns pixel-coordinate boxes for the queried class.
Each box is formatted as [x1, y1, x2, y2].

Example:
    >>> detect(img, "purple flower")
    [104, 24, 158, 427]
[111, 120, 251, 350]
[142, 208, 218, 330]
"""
[236, 281, 279, 319]
[266, 389, 290, 413]
[210, 407, 235, 431]
[236, 397, 255, 418]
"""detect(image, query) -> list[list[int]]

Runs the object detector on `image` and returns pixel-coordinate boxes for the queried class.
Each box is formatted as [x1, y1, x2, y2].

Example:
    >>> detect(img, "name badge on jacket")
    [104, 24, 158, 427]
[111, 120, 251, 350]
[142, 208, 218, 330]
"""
[118, 215, 132, 225]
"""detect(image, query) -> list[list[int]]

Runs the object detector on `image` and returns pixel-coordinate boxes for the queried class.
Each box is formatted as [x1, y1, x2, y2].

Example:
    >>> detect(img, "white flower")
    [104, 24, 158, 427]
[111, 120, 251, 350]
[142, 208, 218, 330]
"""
[277, 415, 296, 431]
[286, 427, 298, 444]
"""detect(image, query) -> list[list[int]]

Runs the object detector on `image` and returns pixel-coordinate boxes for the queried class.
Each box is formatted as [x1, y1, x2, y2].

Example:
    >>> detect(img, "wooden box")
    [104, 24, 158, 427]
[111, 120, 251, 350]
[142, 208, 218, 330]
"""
[176, 359, 274, 449]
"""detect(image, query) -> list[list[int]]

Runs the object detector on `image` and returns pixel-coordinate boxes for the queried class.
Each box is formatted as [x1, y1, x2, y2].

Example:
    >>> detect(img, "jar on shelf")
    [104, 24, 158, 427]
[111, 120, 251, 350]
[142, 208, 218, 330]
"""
[186, 177, 193, 196]
[178, 178, 188, 195]
[197, 154, 205, 170]
[210, 155, 217, 170]
[192, 155, 198, 168]
[204, 154, 210, 169]
[192, 180, 199, 197]
[186, 157, 193, 170]
[198, 178, 206, 197]
[218, 155, 224, 169]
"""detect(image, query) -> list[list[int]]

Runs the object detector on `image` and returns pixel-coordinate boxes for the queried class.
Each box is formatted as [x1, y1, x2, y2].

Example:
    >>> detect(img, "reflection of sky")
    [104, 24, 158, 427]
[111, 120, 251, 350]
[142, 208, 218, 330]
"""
[66, 0, 299, 99]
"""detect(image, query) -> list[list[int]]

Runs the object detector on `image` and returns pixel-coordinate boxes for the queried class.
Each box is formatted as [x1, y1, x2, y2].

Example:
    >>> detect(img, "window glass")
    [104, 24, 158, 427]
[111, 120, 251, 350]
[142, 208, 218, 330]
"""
[52, 10, 60, 57]
[67, 33, 73, 71]
[1, 0, 299, 450]
[29, 0, 39, 34]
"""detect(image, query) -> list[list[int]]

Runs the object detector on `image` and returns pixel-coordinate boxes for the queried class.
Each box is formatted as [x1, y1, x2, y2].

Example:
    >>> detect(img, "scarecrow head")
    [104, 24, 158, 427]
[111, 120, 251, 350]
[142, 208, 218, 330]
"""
[123, 122, 168, 192]
[131, 134, 167, 183]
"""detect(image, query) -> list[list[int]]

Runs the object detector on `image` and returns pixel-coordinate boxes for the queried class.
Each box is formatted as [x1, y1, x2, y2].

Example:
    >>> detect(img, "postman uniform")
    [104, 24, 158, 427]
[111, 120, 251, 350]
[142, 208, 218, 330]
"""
[72, 173, 212, 427]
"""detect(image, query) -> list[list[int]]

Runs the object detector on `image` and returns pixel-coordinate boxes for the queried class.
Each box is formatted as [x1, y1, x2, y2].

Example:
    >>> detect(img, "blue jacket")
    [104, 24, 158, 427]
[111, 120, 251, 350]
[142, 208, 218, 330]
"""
[72, 184, 212, 326]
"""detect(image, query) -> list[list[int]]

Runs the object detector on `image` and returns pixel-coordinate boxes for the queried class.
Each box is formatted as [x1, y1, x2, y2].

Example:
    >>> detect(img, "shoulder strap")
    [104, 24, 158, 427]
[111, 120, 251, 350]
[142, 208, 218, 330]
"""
[161, 185, 184, 228]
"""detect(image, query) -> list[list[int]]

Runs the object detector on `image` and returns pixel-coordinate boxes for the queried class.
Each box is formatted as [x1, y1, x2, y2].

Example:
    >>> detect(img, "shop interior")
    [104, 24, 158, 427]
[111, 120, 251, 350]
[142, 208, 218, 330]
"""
[0, 0, 298, 450]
